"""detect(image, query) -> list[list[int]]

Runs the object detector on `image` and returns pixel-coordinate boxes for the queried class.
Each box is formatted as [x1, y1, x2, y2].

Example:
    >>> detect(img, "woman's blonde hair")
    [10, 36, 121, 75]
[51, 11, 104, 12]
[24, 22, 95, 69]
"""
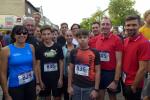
[144, 9, 150, 20]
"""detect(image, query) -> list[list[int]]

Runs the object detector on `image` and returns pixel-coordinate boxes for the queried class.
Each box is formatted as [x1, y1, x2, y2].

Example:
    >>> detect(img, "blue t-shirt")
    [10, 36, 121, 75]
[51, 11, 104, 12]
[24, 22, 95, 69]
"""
[8, 43, 34, 87]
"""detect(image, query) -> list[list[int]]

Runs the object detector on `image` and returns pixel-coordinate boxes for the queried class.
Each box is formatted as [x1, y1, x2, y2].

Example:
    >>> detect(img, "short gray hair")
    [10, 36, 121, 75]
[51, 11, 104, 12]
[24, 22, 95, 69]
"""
[23, 17, 35, 26]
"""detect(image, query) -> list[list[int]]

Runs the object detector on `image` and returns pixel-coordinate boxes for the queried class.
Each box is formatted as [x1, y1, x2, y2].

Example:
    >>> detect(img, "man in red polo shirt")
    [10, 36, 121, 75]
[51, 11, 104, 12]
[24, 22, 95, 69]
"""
[89, 22, 101, 49]
[122, 15, 150, 100]
[96, 17, 123, 100]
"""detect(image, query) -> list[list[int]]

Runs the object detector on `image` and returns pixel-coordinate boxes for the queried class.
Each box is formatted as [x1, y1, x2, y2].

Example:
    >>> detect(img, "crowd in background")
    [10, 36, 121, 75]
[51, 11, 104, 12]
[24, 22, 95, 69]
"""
[0, 9, 150, 100]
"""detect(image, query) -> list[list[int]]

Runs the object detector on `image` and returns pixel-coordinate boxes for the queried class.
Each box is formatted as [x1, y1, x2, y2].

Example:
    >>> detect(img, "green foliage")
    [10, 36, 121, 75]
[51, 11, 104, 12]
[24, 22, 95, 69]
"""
[92, 9, 104, 22]
[80, 9, 104, 30]
[109, 0, 139, 26]
[80, 18, 93, 30]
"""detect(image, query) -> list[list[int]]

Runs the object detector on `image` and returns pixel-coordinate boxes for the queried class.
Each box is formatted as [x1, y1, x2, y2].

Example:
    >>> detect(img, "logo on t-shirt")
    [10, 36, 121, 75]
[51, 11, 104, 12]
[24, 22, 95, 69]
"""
[44, 49, 57, 58]
[13, 53, 22, 57]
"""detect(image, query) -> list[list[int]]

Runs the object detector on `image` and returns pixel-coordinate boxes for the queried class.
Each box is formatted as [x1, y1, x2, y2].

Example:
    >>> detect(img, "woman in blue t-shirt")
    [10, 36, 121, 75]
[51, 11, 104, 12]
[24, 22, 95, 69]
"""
[0, 25, 40, 100]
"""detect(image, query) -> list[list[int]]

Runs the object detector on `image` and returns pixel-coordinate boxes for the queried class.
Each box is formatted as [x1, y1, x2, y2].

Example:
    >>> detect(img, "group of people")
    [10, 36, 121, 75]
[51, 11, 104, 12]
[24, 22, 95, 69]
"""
[0, 9, 150, 100]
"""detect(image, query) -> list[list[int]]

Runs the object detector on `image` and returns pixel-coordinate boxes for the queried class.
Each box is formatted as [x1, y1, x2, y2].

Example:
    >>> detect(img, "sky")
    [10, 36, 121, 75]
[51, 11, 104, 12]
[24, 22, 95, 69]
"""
[29, 0, 149, 27]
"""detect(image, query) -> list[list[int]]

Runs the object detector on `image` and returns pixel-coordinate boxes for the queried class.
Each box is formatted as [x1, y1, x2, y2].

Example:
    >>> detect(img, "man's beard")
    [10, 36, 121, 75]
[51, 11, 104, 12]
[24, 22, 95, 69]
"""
[127, 29, 137, 37]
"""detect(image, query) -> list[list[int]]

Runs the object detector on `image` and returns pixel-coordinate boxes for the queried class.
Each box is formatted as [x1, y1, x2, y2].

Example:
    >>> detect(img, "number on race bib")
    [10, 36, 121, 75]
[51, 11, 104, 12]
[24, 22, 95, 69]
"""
[44, 63, 58, 72]
[18, 71, 34, 85]
[75, 64, 89, 76]
[99, 52, 110, 61]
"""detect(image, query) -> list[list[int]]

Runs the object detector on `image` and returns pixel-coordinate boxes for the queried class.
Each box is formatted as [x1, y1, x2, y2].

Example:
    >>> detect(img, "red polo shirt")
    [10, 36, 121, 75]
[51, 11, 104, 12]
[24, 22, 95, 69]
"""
[96, 33, 123, 70]
[123, 34, 150, 87]
[89, 34, 100, 49]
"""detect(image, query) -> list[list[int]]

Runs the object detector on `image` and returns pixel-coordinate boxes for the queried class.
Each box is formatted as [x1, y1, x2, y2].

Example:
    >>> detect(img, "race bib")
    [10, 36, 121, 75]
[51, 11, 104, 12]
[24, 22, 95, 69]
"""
[122, 72, 127, 83]
[18, 71, 34, 85]
[99, 52, 110, 61]
[44, 63, 58, 72]
[75, 64, 89, 76]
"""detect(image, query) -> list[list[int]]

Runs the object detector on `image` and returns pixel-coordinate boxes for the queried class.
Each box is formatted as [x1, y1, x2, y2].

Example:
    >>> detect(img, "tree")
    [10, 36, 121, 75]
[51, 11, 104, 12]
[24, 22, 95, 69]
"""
[80, 18, 93, 30]
[80, 9, 104, 30]
[108, 0, 139, 26]
[92, 9, 104, 23]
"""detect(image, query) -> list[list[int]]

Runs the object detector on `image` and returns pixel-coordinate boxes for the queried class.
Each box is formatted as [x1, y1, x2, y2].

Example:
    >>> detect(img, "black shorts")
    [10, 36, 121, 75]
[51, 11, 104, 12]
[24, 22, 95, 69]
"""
[122, 84, 142, 100]
[39, 78, 61, 97]
[6, 81, 36, 100]
[99, 70, 121, 94]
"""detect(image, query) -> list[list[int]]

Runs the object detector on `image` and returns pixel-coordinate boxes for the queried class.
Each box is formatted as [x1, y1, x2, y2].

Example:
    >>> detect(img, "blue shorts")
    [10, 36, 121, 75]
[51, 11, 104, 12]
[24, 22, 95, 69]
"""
[99, 70, 121, 94]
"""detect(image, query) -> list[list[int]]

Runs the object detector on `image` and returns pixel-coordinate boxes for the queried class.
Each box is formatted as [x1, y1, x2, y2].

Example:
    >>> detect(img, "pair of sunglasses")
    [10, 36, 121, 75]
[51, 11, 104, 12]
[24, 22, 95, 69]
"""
[16, 29, 28, 35]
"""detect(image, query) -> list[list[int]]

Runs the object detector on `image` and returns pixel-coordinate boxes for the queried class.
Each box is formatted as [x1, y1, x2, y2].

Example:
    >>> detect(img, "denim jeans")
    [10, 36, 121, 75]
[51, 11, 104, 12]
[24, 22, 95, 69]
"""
[72, 85, 93, 100]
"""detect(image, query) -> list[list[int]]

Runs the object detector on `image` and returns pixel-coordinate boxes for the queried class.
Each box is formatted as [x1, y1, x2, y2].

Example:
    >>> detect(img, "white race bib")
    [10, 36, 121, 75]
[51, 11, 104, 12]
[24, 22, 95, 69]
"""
[75, 64, 89, 76]
[122, 72, 127, 83]
[44, 63, 58, 72]
[18, 71, 34, 85]
[99, 52, 110, 61]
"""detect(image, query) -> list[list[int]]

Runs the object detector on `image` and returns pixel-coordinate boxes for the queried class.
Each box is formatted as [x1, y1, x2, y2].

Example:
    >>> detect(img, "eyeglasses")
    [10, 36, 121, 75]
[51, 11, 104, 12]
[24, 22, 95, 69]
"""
[72, 28, 79, 30]
[16, 32, 28, 35]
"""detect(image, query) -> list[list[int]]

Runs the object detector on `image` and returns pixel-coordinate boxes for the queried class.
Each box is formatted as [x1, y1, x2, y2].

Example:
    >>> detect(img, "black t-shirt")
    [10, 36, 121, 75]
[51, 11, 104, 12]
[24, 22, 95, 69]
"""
[57, 35, 66, 47]
[26, 35, 40, 52]
[70, 48, 100, 88]
[36, 43, 64, 81]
